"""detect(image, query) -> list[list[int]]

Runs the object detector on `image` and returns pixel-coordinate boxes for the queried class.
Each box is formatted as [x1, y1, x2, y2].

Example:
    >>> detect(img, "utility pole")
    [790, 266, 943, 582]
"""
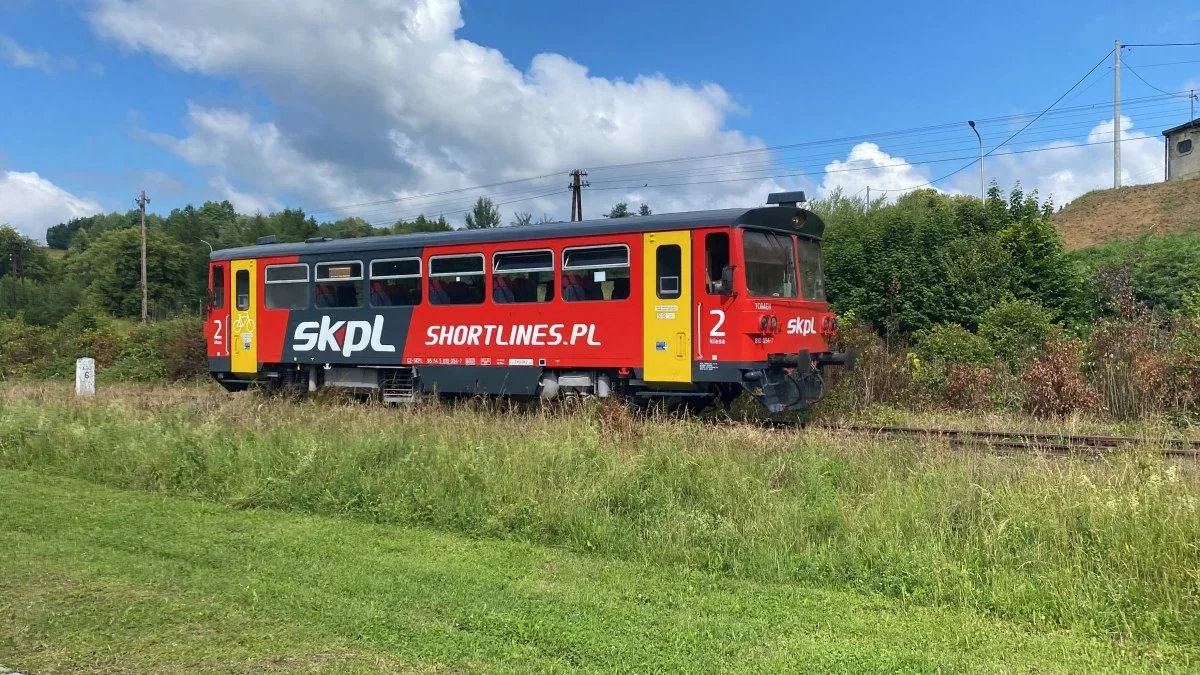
[1114, 40, 1121, 189]
[568, 169, 588, 222]
[136, 190, 150, 324]
[865, 186, 870, 207]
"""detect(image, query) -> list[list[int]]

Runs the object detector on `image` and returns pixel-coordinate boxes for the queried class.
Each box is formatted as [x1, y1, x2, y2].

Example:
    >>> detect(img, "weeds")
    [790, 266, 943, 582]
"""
[1, 383, 1197, 647]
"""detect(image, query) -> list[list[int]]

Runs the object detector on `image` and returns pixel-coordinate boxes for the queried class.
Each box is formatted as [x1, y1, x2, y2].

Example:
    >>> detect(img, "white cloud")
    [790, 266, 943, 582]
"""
[89, 0, 766, 220]
[0, 170, 102, 240]
[816, 142, 934, 201]
[0, 34, 104, 76]
[949, 116, 1165, 205]
[210, 176, 282, 215]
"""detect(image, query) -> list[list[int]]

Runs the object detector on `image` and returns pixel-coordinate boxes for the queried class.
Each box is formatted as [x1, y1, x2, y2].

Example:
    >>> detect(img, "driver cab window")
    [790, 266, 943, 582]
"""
[705, 232, 729, 294]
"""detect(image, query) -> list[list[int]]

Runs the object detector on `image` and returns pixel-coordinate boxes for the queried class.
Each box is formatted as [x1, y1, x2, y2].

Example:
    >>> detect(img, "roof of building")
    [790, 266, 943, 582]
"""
[210, 205, 826, 261]
[1162, 118, 1200, 137]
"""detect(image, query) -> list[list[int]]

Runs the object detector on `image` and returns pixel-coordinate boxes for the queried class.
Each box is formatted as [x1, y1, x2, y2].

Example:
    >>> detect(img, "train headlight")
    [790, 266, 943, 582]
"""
[769, 315, 779, 333]
[759, 315, 769, 332]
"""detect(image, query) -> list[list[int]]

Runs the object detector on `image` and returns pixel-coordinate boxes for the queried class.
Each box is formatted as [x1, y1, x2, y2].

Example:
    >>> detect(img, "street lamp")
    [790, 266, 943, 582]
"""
[968, 120, 984, 200]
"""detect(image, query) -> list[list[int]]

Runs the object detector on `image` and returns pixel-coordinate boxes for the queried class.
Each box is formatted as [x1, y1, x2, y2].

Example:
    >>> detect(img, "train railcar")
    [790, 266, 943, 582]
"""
[204, 191, 853, 413]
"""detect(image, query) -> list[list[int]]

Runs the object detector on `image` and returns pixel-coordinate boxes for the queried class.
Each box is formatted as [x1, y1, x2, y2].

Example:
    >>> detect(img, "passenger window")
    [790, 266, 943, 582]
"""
[562, 245, 630, 302]
[656, 244, 681, 300]
[429, 254, 485, 305]
[705, 232, 730, 294]
[211, 264, 225, 309]
[493, 250, 554, 303]
[370, 258, 422, 307]
[314, 261, 363, 308]
[264, 263, 309, 310]
[235, 269, 249, 310]
[798, 238, 827, 301]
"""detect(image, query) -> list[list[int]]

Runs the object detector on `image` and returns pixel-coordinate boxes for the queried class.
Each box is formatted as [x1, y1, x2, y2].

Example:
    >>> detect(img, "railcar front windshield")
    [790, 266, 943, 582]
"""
[742, 229, 798, 298]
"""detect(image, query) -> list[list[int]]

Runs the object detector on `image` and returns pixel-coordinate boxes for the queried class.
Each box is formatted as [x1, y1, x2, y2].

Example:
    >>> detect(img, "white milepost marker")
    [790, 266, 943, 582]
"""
[75, 357, 96, 398]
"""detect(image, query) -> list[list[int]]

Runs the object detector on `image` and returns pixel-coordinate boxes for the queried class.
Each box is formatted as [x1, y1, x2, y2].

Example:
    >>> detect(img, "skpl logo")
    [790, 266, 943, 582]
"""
[293, 316, 395, 357]
[786, 317, 817, 336]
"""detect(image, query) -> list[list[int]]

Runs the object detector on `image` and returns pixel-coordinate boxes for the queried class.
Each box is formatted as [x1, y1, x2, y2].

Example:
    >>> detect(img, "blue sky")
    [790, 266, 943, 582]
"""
[2, 0, 1199, 239]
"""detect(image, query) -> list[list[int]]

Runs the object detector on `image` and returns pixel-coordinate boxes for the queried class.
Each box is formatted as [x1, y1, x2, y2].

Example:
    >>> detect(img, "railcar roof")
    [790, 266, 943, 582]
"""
[210, 205, 825, 261]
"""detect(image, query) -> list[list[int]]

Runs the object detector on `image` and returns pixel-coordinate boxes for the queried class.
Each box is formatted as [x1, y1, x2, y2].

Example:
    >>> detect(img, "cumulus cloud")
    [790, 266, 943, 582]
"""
[88, 0, 766, 220]
[948, 116, 1165, 205]
[0, 170, 102, 240]
[816, 142, 934, 200]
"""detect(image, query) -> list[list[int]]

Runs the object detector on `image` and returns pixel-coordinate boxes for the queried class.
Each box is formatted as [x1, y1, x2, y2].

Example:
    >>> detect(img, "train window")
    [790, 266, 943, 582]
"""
[742, 230, 798, 298]
[370, 258, 422, 307]
[493, 250, 554, 303]
[798, 238, 826, 301]
[655, 244, 681, 300]
[562, 244, 630, 302]
[264, 263, 309, 310]
[705, 233, 730, 294]
[429, 254, 485, 305]
[315, 261, 363, 308]
[235, 269, 249, 310]
[210, 265, 225, 309]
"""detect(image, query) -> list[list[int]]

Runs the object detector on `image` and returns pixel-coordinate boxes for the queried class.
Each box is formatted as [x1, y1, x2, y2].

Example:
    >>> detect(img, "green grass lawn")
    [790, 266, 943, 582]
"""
[1, 469, 1191, 674]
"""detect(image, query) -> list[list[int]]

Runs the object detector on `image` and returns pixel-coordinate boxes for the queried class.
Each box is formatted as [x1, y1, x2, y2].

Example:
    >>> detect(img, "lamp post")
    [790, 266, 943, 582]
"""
[968, 120, 984, 200]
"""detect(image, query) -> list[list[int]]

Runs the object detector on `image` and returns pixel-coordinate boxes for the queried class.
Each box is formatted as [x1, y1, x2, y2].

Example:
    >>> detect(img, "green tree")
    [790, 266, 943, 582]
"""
[67, 227, 194, 318]
[606, 202, 631, 218]
[511, 212, 533, 227]
[0, 225, 53, 281]
[465, 198, 501, 229]
[979, 299, 1054, 365]
[638, 203, 652, 216]
[393, 214, 452, 234]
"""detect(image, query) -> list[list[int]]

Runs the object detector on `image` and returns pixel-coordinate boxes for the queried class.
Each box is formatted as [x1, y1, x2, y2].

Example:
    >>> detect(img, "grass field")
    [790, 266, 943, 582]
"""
[2, 383, 1199, 672]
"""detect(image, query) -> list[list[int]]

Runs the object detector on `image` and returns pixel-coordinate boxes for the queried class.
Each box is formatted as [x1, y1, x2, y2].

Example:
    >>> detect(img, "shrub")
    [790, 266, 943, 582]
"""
[942, 363, 995, 410]
[979, 299, 1054, 365]
[915, 323, 994, 366]
[1020, 339, 1102, 418]
[0, 316, 52, 379]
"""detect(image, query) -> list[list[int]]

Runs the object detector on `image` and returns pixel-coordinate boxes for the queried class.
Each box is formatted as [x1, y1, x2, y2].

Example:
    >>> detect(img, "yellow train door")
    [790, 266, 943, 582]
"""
[642, 231, 692, 384]
[230, 259, 258, 376]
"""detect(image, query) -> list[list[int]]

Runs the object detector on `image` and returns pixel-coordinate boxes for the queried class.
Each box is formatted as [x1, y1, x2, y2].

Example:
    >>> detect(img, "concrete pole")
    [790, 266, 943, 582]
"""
[1114, 41, 1121, 189]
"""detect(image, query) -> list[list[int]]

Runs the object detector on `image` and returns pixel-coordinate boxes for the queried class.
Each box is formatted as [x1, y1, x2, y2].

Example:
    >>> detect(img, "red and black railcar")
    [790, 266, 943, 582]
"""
[205, 192, 853, 412]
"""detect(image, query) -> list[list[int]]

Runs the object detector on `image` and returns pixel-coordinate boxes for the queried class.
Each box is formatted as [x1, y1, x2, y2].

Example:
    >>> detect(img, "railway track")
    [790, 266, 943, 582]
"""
[810, 424, 1200, 459]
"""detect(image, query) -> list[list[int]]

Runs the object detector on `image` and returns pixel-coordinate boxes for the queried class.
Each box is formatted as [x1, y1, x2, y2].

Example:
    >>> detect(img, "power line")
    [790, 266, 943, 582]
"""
[1121, 56, 1193, 98]
[1123, 42, 1200, 48]
[879, 48, 1118, 193]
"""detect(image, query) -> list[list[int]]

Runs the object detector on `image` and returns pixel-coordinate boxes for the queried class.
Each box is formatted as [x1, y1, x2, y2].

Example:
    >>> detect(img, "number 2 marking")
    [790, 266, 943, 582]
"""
[213, 318, 224, 346]
[709, 309, 726, 337]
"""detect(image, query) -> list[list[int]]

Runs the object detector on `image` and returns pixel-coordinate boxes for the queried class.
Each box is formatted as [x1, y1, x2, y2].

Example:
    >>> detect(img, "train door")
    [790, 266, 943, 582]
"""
[230, 259, 258, 376]
[694, 230, 736, 364]
[642, 231, 692, 383]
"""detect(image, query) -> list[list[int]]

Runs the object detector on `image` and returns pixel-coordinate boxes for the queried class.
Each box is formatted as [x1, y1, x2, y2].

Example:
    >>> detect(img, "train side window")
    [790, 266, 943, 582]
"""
[235, 269, 249, 310]
[562, 244, 630, 302]
[370, 258, 422, 307]
[264, 263, 309, 310]
[655, 244, 681, 299]
[493, 250, 554, 303]
[314, 261, 363, 308]
[704, 233, 729, 294]
[429, 254, 485, 305]
[798, 238, 826, 301]
[211, 265, 225, 309]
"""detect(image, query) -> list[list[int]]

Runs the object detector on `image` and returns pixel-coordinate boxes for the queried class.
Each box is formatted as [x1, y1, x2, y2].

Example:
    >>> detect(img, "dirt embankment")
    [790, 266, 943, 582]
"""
[1055, 176, 1200, 250]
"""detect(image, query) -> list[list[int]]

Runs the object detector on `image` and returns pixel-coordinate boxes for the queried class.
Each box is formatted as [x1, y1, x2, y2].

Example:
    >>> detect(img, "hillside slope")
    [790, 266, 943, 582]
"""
[1055, 176, 1200, 250]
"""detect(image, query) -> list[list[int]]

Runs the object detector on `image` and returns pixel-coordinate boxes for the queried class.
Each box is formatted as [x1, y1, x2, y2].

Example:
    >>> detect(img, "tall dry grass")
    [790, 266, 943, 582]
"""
[1, 382, 1198, 647]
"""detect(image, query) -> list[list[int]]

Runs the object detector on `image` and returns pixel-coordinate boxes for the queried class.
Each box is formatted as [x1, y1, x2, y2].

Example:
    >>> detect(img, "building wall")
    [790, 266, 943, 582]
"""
[1167, 128, 1200, 181]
